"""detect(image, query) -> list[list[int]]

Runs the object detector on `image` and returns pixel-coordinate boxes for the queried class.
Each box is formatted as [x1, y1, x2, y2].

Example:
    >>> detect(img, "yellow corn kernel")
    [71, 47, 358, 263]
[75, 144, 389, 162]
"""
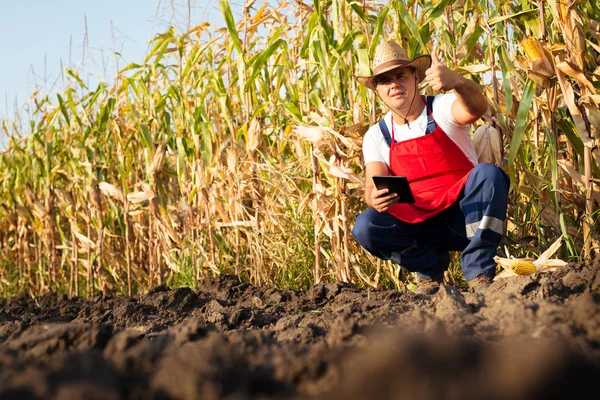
[522, 38, 542, 60]
[510, 260, 537, 276]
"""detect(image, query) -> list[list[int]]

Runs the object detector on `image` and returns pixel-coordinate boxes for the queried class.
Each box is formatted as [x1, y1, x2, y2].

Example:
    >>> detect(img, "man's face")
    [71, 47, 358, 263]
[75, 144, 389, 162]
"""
[374, 67, 417, 110]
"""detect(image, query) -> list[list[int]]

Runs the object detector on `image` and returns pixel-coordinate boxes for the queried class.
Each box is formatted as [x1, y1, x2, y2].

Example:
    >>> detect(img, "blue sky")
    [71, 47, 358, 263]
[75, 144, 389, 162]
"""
[0, 0, 252, 120]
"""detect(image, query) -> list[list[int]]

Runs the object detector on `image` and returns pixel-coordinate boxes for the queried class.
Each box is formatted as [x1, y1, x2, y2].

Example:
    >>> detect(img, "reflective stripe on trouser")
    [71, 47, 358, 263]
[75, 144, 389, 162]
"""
[351, 163, 509, 281]
[351, 204, 469, 281]
[459, 162, 510, 280]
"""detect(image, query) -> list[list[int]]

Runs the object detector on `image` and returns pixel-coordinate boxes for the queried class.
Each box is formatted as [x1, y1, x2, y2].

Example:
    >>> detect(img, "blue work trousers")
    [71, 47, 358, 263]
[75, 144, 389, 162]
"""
[352, 163, 510, 281]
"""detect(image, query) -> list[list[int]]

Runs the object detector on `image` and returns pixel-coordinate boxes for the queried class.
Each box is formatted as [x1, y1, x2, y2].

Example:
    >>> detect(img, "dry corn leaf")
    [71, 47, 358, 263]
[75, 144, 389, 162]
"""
[555, 60, 595, 93]
[297, 193, 312, 215]
[327, 164, 362, 184]
[457, 64, 491, 74]
[226, 148, 238, 173]
[149, 144, 166, 176]
[313, 153, 364, 184]
[353, 101, 363, 124]
[247, 118, 261, 151]
[582, 104, 600, 131]
[99, 182, 125, 203]
[557, 160, 600, 203]
[586, 38, 600, 55]
[163, 250, 180, 273]
[353, 265, 379, 289]
[554, 59, 590, 140]
[580, 95, 600, 106]
[564, 6, 586, 71]
[295, 125, 324, 144]
[326, 127, 360, 151]
[73, 231, 96, 250]
[127, 191, 153, 204]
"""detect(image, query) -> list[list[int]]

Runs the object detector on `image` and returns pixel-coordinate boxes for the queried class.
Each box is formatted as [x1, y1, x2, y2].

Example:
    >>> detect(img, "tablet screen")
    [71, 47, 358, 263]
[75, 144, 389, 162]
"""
[372, 176, 415, 203]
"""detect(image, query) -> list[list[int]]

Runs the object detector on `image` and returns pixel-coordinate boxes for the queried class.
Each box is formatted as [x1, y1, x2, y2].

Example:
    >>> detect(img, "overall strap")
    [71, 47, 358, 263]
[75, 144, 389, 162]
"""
[379, 95, 437, 147]
[425, 95, 438, 134]
[378, 119, 393, 147]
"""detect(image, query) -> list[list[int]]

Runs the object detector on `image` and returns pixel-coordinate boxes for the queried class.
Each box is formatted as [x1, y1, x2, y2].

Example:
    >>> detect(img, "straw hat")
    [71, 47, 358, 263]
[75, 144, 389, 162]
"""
[356, 42, 432, 90]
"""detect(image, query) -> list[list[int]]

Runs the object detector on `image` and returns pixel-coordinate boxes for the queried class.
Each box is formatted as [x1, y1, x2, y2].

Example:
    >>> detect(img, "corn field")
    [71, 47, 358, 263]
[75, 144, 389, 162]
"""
[0, 0, 598, 297]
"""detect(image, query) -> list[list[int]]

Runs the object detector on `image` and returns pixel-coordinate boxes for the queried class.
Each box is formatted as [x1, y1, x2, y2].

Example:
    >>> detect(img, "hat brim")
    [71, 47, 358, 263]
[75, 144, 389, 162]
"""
[356, 55, 432, 90]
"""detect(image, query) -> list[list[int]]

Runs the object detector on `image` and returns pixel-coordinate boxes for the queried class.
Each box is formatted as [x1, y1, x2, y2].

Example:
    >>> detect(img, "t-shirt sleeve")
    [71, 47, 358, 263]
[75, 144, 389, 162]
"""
[363, 125, 386, 164]
[432, 92, 479, 166]
[432, 93, 469, 130]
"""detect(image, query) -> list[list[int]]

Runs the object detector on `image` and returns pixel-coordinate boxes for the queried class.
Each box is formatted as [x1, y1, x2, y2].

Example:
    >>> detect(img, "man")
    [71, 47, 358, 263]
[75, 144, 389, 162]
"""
[352, 41, 509, 295]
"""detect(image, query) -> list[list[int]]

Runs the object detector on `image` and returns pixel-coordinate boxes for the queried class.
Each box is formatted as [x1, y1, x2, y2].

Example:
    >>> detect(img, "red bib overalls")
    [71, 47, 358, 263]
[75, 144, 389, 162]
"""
[386, 97, 474, 223]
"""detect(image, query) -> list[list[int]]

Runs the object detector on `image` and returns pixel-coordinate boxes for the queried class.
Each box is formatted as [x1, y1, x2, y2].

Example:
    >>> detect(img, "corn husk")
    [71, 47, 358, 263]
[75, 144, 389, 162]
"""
[473, 123, 502, 165]
[516, 37, 555, 87]
[494, 237, 568, 280]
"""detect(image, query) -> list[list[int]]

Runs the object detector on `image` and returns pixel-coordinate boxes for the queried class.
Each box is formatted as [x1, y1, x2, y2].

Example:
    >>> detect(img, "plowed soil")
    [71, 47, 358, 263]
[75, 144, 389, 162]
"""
[1, 259, 599, 400]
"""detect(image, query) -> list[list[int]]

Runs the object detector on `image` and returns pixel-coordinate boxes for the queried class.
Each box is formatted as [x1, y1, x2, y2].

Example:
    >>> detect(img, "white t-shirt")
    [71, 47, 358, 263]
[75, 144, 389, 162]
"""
[363, 93, 479, 167]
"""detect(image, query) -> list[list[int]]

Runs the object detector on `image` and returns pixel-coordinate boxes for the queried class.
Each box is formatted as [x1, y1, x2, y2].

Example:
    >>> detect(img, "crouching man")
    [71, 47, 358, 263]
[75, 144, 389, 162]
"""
[352, 42, 509, 294]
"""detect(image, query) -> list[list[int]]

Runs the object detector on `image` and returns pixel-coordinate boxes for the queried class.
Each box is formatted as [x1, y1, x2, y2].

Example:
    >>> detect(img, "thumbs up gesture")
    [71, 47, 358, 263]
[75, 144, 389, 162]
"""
[424, 52, 462, 92]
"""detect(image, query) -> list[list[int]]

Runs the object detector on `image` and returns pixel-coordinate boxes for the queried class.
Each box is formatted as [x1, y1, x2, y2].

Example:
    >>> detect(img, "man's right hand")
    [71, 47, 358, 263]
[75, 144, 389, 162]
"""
[370, 187, 399, 213]
[365, 161, 398, 212]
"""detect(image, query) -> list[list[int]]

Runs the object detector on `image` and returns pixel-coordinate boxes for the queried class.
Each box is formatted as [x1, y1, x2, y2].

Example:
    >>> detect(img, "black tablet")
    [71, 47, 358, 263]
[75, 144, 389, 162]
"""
[372, 175, 415, 203]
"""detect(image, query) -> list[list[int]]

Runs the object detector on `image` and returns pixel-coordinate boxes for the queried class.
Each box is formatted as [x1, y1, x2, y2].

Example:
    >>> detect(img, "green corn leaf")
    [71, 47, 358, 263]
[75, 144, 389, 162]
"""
[559, 213, 577, 256]
[507, 79, 536, 170]
[200, 122, 213, 166]
[337, 29, 359, 54]
[284, 103, 302, 120]
[56, 94, 70, 126]
[66, 68, 87, 90]
[369, 5, 389, 58]
[176, 137, 186, 188]
[220, 0, 243, 54]
[349, 2, 368, 21]
[545, 125, 559, 214]
[81, 127, 92, 144]
[497, 45, 514, 117]
[356, 48, 370, 76]
[139, 124, 154, 150]
[419, 24, 431, 48]
[119, 62, 143, 73]
[465, 26, 484, 54]
[488, 8, 537, 25]
[244, 36, 286, 92]
[399, 4, 425, 55]
[45, 141, 53, 178]
[301, 13, 319, 58]
[557, 118, 584, 156]
[97, 98, 115, 133]
[428, 0, 453, 21]
[65, 90, 83, 127]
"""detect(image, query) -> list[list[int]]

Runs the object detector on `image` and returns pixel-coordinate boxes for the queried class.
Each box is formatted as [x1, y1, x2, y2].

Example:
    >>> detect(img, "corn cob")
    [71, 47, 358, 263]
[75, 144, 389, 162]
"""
[495, 256, 537, 276]
[508, 260, 537, 276]
[522, 37, 542, 60]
